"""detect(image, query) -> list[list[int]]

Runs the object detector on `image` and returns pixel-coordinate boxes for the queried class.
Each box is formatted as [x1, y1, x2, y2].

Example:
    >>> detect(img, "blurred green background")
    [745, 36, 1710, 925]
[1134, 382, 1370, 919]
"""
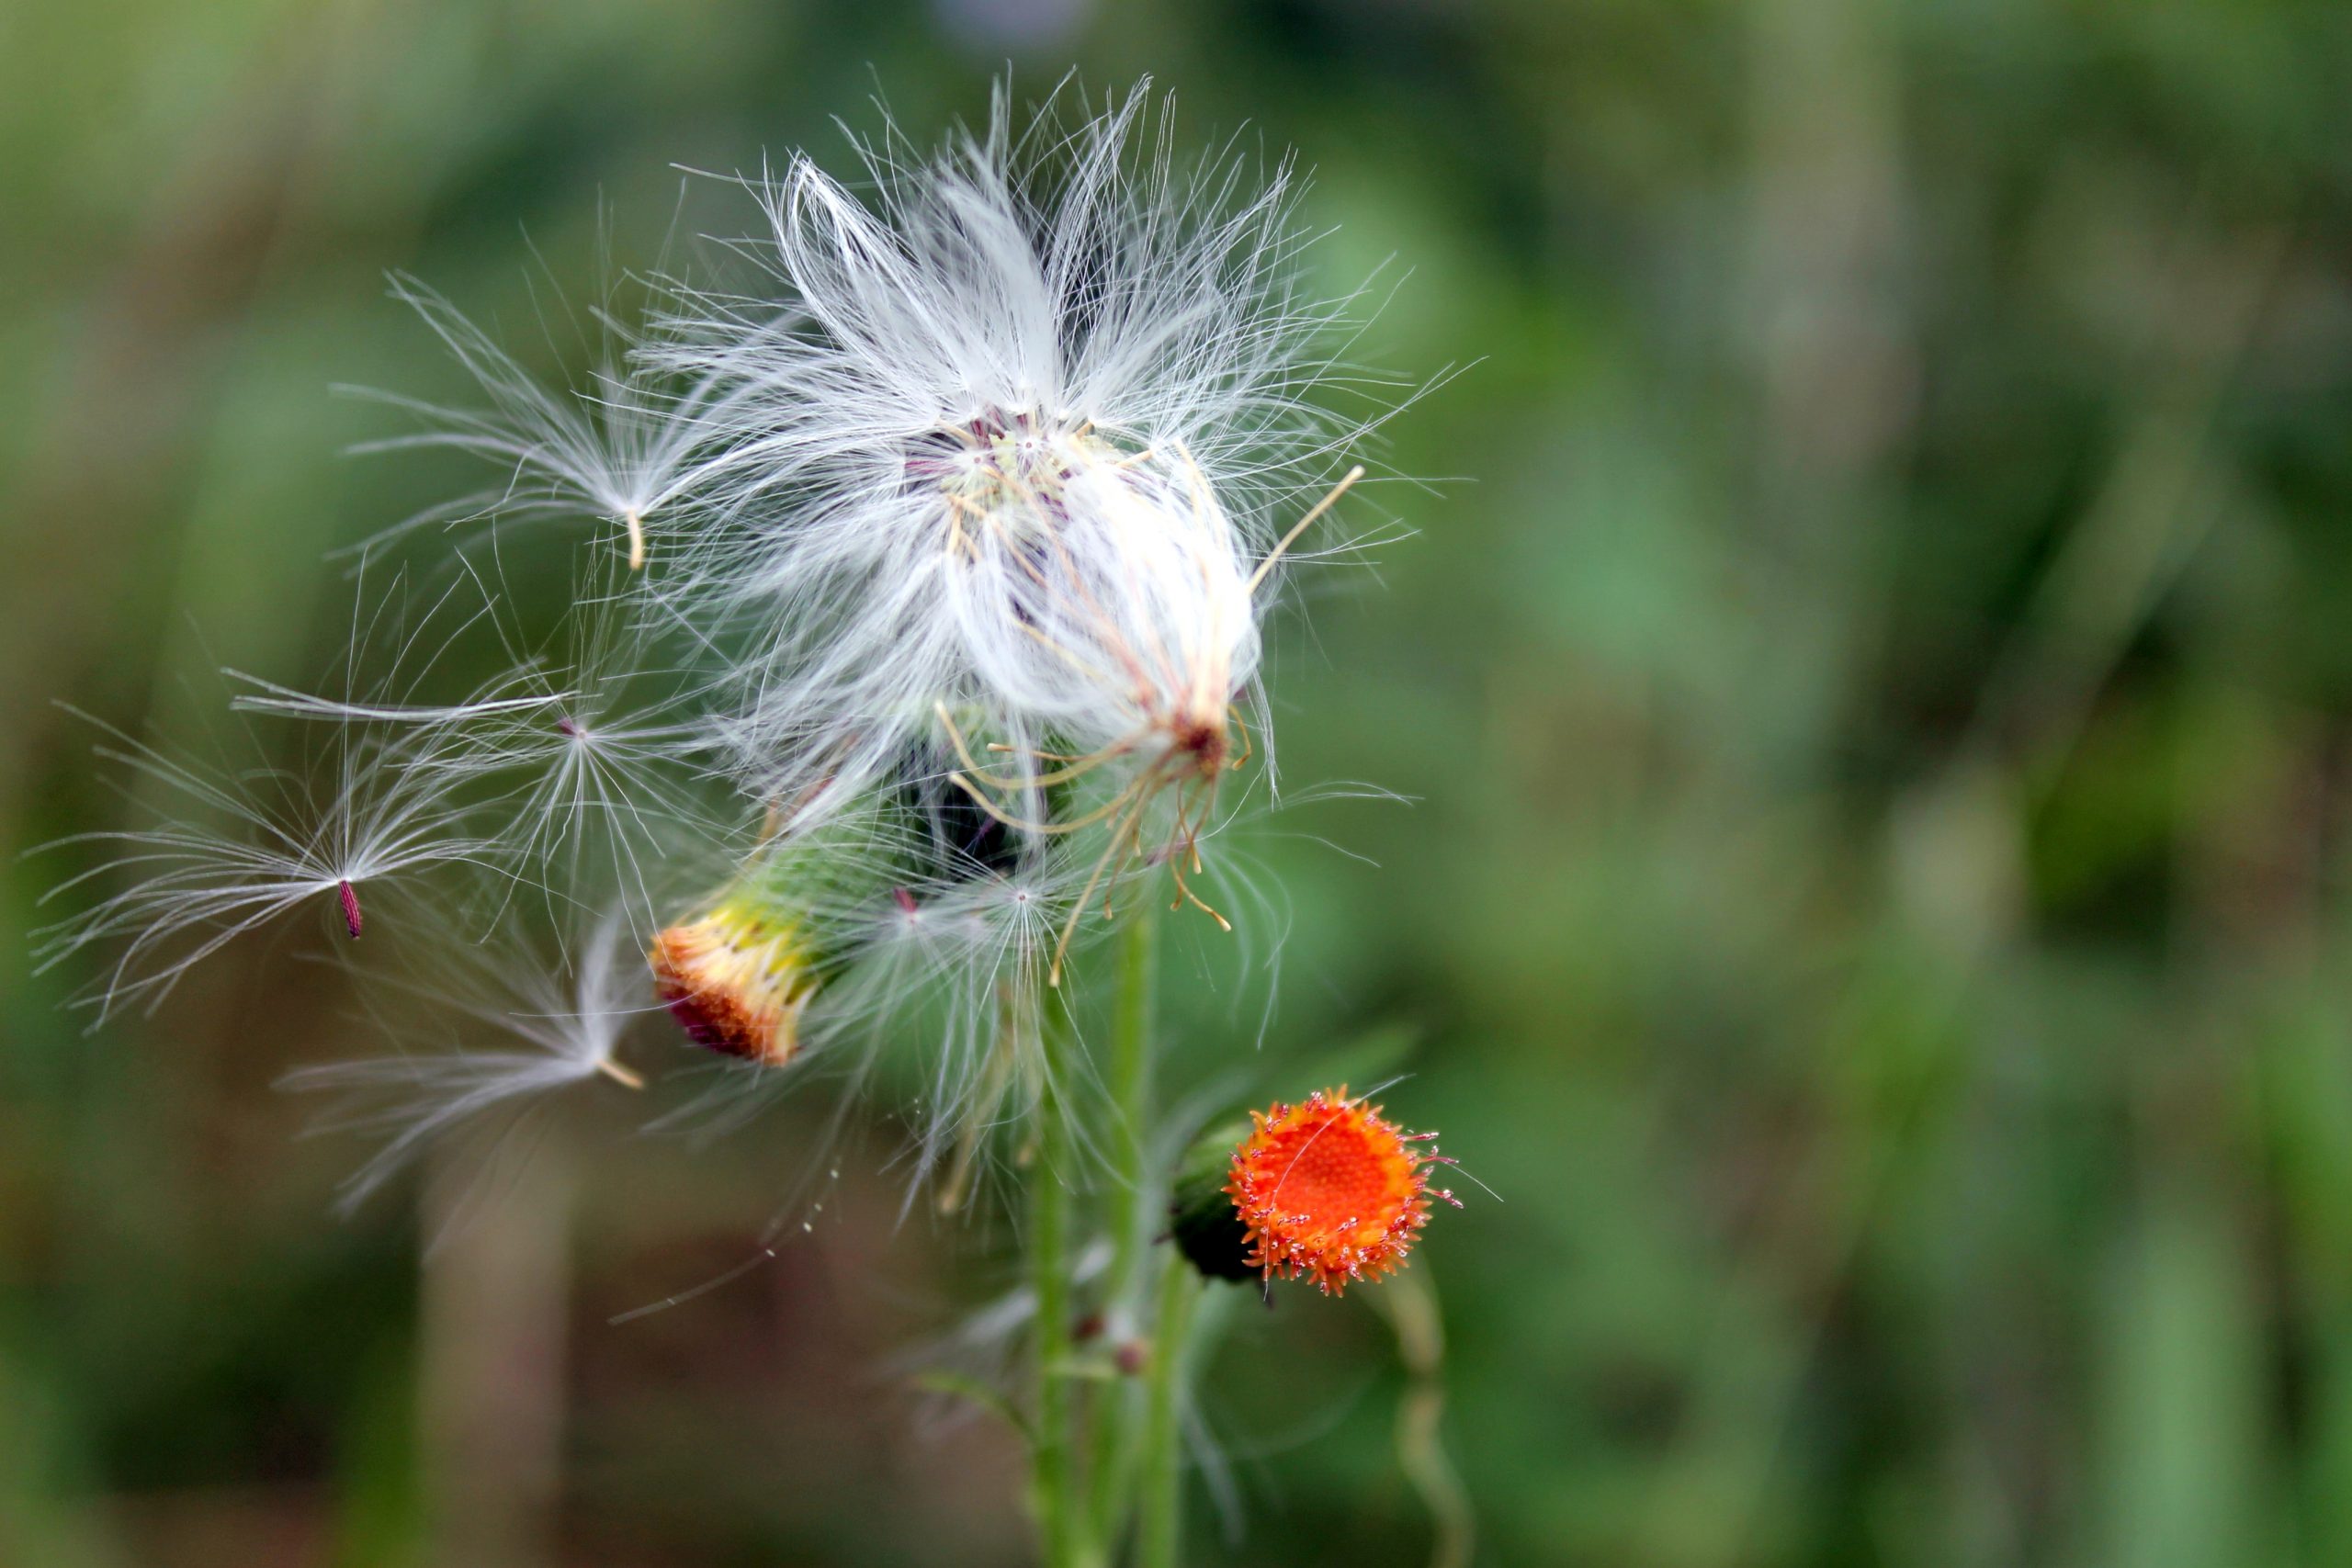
[9, 1, 2352, 1564]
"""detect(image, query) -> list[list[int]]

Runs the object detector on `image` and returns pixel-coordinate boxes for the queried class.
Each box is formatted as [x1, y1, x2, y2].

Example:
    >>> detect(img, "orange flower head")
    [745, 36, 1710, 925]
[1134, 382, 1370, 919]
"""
[649, 900, 820, 1067]
[1224, 1088, 1455, 1295]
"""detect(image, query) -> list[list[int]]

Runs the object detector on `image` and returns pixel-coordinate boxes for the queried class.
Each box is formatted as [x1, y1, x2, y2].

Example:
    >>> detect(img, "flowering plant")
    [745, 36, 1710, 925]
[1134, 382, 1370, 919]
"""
[38, 79, 1459, 1565]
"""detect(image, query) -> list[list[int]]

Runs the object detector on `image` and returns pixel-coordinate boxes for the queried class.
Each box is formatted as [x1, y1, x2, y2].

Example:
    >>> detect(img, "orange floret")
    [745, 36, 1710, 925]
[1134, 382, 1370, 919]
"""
[1224, 1088, 1451, 1295]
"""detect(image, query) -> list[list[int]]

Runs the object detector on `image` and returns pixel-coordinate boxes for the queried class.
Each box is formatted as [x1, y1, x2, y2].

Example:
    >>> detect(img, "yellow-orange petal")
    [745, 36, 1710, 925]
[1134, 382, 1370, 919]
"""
[1224, 1087, 1443, 1295]
[649, 908, 817, 1067]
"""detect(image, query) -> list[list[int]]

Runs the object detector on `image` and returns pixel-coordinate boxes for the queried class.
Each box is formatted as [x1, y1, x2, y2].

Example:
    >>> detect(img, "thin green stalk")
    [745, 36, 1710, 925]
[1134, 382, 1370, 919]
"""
[1030, 987, 1083, 1567]
[1373, 1268, 1474, 1568]
[1103, 908, 1157, 1296]
[1137, 1252, 1200, 1568]
[1088, 911, 1157, 1548]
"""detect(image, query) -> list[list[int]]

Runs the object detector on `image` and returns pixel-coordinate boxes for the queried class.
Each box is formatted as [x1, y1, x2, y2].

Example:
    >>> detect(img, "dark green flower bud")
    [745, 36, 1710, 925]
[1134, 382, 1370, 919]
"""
[1166, 1115, 1258, 1282]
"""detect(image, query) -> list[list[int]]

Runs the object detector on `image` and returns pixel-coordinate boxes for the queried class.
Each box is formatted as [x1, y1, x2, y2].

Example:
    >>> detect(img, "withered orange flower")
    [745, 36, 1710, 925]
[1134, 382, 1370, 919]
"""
[1225, 1088, 1456, 1295]
[649, 904, 820, 1067]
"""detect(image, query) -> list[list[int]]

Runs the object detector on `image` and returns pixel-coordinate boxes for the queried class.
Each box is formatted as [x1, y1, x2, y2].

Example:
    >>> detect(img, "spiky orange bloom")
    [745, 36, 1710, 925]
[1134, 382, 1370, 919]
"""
[649, 903, 820, 1067]
[1225, 1088, 1454, 1295]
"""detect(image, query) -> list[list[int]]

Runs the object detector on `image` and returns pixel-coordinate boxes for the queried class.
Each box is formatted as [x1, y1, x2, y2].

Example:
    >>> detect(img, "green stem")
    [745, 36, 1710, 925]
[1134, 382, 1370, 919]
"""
[1087, 912, 1157, 1548]
[1104, 908, 1157, 1300]
[1030, 987, 1083, 1567]
[1137, 1252, 1199, 1568]
[1374, 1268, 1474, 1568]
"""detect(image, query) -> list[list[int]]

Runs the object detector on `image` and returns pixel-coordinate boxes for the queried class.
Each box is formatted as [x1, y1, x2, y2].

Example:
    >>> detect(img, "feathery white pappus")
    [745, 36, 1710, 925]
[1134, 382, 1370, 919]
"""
[283, 911, 653, 1214]
[31, 705, 492, 1024]
[344, 273, 738, 569]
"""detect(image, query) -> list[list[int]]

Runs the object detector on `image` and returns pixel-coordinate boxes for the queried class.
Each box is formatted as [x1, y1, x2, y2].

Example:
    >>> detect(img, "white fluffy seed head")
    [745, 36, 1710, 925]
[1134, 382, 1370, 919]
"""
[941, 434, 1260, 767]
[635, 77, 1374, 818]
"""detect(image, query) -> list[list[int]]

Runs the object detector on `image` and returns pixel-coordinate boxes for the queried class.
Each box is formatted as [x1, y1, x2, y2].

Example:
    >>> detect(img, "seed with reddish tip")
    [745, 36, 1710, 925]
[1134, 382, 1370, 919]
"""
[337, 879, 363, 940]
